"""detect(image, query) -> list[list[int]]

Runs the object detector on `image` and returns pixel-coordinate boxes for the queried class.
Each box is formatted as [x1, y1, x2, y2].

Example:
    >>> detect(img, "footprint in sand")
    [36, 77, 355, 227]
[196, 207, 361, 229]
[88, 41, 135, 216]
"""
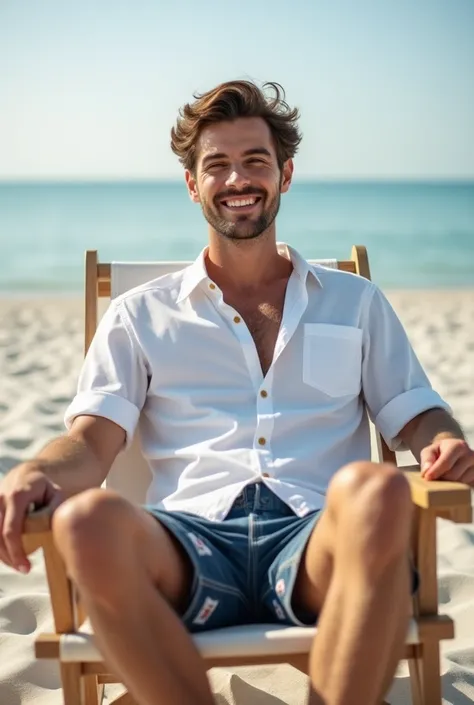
[0, 597, 38, 635]
[34, 402, 58, 416]
[10, 363, 49, 377]
[24, 658, 61, 691]
[43, 423, 65, 434]
[50, 396, 73, 406]
[4, 438, 32, 451]
[0, 456, 21, 474]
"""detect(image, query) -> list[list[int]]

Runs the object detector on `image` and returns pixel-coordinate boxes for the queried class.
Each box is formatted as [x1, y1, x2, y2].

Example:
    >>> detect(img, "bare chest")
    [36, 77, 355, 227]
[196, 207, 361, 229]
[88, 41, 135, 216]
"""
[224, 287, 287, 376]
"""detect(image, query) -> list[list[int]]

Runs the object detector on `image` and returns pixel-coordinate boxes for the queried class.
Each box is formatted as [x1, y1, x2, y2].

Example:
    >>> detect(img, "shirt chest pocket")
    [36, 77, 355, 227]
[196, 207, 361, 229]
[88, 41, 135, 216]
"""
[303, 324, 363, 397]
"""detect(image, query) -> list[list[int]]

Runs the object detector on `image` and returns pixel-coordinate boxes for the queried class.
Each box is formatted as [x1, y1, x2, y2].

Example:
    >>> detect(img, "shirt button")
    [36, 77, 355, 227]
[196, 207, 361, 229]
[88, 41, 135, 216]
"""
[262, 472, 271, 478]
[260, 390, 268, 398]
[258, 437, 266, 446]
[233, 316, 241, 324]
[209, 283, 216, 290]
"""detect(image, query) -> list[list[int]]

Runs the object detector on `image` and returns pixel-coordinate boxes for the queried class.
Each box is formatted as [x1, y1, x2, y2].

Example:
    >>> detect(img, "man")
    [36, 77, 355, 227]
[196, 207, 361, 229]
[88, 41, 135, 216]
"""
[0, 80, 473, 705]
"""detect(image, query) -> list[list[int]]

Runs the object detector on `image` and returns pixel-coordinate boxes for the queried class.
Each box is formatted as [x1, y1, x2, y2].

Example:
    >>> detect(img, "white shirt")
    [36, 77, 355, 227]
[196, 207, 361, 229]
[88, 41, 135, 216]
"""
[64, 244, 450, 520]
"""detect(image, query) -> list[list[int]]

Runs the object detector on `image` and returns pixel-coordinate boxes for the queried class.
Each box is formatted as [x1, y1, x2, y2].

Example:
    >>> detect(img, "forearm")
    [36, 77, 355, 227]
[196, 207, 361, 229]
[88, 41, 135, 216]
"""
[399, 408, 465, 462]
[26, 434, 106, 498]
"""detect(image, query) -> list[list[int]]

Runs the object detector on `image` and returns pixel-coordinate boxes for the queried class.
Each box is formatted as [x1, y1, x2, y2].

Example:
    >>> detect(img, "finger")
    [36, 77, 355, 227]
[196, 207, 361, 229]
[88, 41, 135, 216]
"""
[443, 455, 474, 483]
[47, 490, 64, 513]
[424, 444, 469, 481]
[3, 494, 32, 573]
[456, 466, 474, 487]
[420, 446, 439, 475]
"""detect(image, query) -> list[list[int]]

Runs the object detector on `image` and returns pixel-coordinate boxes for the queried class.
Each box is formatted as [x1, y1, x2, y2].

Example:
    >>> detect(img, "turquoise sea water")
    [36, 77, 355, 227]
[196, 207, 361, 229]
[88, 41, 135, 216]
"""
[0, 181, 473, 292]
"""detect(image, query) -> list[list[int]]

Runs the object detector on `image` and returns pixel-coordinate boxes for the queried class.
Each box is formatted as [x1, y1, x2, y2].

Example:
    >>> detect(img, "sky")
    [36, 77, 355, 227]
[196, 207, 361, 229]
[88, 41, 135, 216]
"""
[1, 0, 473, 181]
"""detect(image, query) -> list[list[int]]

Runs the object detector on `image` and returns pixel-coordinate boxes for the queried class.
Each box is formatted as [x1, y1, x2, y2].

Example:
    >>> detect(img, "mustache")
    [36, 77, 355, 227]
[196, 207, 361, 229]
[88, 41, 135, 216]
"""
[215, 188, 266, 202]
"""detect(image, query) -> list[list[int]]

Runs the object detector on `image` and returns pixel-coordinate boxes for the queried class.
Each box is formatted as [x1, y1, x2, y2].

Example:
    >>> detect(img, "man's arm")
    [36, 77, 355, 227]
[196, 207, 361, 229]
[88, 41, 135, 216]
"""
[0, 416, 125, 573]
[398, 407, 474, 484]
[28, 415, 126, 498]
[356, 284, 473, 484]
[398, 407, 465, 460]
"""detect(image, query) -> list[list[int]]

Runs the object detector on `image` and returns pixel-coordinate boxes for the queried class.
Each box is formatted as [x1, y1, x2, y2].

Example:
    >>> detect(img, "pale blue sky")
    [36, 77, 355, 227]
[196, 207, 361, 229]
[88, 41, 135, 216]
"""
[1, 0, 473, 180]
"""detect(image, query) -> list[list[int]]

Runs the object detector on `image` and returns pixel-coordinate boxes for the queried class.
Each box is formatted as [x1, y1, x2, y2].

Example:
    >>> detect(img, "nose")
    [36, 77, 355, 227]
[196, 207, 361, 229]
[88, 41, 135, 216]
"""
[225, 169, 251, 189]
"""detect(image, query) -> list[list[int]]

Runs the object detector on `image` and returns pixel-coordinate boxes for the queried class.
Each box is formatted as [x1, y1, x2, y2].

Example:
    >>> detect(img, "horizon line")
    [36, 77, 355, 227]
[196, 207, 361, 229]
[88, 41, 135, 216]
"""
[1, 176, 474, 185]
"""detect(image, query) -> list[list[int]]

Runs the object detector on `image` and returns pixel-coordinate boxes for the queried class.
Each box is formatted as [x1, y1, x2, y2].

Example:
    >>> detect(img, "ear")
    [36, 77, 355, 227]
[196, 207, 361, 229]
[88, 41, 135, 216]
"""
[185, 170, 201, 203]
[280, 159, 294, 194]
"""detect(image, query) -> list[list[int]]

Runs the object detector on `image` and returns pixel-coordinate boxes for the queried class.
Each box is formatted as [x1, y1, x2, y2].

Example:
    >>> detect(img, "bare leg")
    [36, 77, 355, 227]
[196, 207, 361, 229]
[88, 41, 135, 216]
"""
[52, 489, 214, 705]
[293, 462, 413, 705]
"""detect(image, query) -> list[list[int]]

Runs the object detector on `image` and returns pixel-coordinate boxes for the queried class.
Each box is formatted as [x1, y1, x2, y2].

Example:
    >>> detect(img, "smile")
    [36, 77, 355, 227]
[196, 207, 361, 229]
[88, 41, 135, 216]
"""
[220, 196, 262, 210]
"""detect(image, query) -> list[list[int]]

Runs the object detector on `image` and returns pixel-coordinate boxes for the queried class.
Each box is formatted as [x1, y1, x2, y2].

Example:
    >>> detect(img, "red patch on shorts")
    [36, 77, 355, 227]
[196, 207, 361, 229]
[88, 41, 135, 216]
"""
[276, 578, 285, 596]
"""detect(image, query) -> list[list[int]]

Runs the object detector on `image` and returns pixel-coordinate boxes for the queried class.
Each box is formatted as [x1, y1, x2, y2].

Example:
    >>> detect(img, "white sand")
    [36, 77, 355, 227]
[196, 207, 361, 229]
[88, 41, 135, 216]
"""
[0, 291, 474, 704]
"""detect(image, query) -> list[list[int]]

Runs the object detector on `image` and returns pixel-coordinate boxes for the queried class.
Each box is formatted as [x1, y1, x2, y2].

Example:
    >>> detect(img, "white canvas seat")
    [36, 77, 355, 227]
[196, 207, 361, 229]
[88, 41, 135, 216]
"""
[58, 619, 421, 664]
[109, 257, 338, 299]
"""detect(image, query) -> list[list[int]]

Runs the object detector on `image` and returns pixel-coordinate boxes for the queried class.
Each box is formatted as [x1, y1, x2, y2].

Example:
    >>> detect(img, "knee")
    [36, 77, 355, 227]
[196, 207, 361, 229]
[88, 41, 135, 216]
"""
[328, 461, 412, 559]
[52, 489, 129, 574]
[329, 461, 411, 511]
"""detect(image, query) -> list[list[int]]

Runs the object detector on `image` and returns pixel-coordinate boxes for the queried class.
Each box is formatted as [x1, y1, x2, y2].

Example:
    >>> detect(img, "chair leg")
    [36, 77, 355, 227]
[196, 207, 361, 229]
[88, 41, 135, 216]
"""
[408, 650, 423, 705]
[97, 683, 104, 704]
[83, 676, 104, 705]
[60, 663, 83, 705]
[409, 642, 442, 705]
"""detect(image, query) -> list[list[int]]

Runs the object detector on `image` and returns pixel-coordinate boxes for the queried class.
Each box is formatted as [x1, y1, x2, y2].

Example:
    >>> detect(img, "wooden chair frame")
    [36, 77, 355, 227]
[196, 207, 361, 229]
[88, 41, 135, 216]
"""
[22, 245, 472, 705]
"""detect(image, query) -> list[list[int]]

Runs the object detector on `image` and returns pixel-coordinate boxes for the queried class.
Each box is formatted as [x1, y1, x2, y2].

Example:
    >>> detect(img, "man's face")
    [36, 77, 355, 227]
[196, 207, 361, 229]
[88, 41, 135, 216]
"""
[186, 117, 292, 242]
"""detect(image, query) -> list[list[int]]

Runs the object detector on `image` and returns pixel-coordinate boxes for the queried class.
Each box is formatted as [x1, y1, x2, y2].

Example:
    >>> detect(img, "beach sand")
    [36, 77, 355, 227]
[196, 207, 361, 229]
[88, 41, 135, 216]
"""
[1, 291, 474, 704]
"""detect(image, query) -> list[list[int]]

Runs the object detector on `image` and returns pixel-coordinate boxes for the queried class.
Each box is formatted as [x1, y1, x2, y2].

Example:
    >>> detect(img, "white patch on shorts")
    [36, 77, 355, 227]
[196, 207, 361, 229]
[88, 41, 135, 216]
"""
[193, 597, 219, 625]
[272, 599, 286, 620]
[275, 578, 286, 596]
[187, 532, 212, 556]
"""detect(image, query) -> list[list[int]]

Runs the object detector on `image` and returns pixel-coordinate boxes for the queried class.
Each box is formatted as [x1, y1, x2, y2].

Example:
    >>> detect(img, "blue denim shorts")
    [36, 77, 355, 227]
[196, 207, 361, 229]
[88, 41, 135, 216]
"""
[145, 482, 321, 633]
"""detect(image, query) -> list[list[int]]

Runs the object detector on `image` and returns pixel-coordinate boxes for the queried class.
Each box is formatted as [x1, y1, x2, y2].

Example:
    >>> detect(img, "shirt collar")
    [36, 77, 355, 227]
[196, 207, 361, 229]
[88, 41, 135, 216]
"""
[177, 242, 322, 303]
[177, 248, 210, 303]
[281, 243, 322, 287]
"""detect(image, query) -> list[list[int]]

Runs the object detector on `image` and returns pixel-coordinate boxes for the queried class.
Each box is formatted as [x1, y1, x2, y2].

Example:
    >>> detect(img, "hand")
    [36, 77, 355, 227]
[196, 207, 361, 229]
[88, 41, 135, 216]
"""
[420, 437, 474, 485]
[0, 463, 64, 574]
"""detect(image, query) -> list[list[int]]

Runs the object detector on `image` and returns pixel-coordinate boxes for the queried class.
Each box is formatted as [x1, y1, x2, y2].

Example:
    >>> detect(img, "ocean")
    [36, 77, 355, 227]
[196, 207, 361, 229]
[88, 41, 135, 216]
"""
[0, 181, 473, 292]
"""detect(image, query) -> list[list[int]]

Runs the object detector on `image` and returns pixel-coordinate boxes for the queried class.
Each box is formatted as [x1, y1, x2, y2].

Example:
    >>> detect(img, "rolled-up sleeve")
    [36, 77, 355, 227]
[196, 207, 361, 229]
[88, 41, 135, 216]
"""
[64, 300, 148, 448]
[361, 284, 451, 450]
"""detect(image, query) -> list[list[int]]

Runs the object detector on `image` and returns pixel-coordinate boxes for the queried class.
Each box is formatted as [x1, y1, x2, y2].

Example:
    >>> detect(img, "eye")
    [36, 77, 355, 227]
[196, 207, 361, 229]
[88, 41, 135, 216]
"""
[207, 162, 227, 171]
[247, 158, 267, 165]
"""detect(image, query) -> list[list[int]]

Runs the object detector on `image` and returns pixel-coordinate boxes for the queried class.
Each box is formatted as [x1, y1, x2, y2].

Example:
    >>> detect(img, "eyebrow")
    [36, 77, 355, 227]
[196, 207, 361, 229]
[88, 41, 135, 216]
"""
[201, 147, 272, 167]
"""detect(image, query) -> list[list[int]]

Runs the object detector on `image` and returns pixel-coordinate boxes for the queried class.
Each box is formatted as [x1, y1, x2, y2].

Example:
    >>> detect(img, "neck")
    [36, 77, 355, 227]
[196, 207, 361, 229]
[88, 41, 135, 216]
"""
[205, 228, 292, 292]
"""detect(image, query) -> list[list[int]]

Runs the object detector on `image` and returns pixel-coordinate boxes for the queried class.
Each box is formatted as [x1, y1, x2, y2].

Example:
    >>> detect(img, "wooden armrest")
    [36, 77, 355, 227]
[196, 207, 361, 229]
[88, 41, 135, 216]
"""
[21, 507, 77, 631]
[23, 506, 53, 534]
[403, 465, 472, 519]
[21, 507, 53, 555]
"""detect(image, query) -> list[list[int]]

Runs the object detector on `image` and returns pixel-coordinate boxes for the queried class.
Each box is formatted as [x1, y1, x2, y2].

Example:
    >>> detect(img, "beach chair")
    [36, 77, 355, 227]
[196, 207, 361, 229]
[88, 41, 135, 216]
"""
[22, 246, 472, 705]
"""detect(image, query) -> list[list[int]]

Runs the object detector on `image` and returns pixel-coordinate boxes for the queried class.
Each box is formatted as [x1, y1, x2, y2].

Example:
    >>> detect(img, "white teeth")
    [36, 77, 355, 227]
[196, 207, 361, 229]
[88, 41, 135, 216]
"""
[224, 197, 257, 208]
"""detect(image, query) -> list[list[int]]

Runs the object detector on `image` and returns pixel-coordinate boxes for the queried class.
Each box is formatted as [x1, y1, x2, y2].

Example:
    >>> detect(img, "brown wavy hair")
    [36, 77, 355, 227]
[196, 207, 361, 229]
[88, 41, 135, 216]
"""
[170, 80, 302, 174]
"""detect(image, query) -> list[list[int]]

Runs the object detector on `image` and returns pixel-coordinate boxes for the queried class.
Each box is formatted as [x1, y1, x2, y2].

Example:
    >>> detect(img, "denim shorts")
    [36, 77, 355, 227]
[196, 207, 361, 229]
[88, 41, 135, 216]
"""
[145, 482, 321, 633]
